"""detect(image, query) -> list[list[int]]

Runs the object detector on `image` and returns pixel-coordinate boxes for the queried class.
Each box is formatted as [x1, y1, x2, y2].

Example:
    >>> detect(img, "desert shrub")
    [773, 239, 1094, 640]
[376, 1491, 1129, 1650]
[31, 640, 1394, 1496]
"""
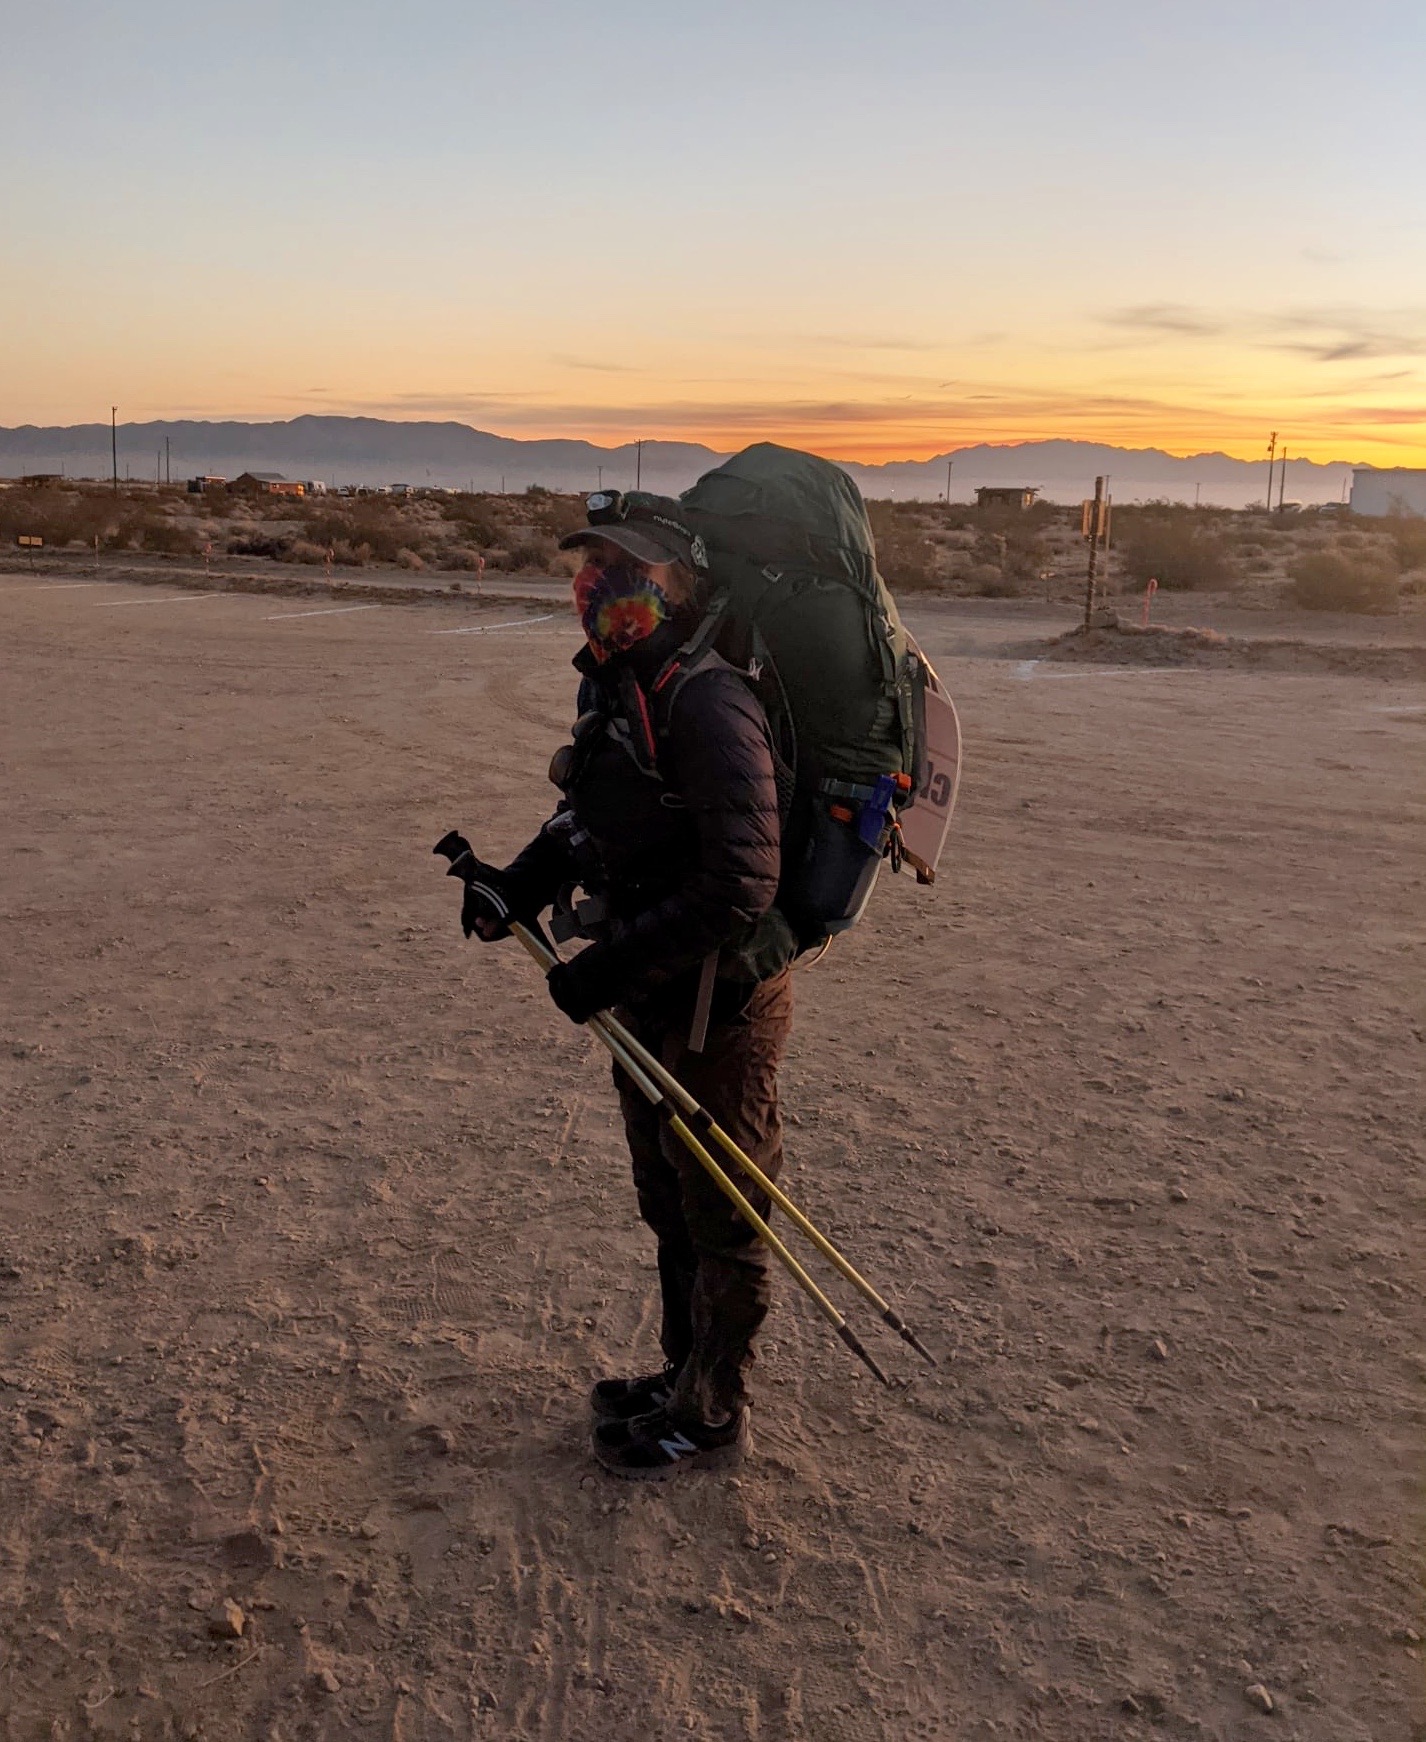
[1289, 551, 1399, 613]
[969, 515, 1045, 589]
[964, 562, 1021, 597]
[524, 496, 587, 542]
[303, 503, 429, 565]
[227, 533, 292, 559]
[135, 515, 202, 556]
[1385, 516, 1426, 572]
[0, 485, 136, 549]
[500, 536, 557, 572]
[865, 501, 940, 590]
[1117, 515, 1236, 590]
[439, 503, 499, 546]
[440, 546, 486, 571]
[396, 547, 426, 571]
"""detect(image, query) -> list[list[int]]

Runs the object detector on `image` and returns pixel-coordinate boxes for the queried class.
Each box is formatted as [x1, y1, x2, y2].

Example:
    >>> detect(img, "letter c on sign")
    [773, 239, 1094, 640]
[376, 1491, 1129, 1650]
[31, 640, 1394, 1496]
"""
[930, 772, 951, 809]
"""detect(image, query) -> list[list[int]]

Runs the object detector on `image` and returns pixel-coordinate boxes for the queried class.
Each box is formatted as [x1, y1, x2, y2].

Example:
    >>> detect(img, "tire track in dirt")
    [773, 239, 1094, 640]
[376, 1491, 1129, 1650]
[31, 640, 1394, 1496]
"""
[484, 663, 571, 737]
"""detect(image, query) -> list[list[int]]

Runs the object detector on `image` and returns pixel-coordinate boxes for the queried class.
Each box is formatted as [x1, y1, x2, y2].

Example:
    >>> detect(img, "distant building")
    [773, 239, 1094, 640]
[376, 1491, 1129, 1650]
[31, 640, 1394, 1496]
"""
[187, 475, 227, 493]
[1350, 467, 1426, 518]
[20, 473, 64, 487]
[975, 486, 1040, 511]
[230, 471, 305, 498]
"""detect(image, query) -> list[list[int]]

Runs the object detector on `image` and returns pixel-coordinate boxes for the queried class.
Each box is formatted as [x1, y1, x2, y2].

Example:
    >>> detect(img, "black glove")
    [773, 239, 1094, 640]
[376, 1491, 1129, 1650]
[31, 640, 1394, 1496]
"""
[460, 860, 519, 941]
[546, 948, 622, 1024]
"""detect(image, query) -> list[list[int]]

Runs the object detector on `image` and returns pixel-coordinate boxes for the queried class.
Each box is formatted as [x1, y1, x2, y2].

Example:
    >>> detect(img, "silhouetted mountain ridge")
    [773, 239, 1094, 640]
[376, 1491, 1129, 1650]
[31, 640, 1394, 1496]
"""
[0, 416, 1354, 506]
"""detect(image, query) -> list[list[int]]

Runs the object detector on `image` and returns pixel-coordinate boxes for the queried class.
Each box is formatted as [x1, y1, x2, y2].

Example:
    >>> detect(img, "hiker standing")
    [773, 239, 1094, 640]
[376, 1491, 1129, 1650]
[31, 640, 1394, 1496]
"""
[462, 500, 798, 1477]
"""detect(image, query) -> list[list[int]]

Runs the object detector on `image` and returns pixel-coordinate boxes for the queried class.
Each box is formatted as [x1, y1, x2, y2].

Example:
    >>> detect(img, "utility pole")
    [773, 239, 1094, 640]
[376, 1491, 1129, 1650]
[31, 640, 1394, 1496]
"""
[1083, 474, 1105, 631]
[1277, 447, 1288, 512]
[1194, 481, 1201, 508]
[597, 464, 603, 491]
[1265, 430, 1277, 514]
[945, 458, 953, 504]
[111, 406, 118, 493]
[635, 439, 644, 491]
[165, 435, 171, 485]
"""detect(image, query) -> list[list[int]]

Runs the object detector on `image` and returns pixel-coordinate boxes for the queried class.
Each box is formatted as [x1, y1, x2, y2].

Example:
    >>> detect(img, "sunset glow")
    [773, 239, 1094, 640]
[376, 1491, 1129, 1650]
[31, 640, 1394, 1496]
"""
[4, 2, 1424, 467]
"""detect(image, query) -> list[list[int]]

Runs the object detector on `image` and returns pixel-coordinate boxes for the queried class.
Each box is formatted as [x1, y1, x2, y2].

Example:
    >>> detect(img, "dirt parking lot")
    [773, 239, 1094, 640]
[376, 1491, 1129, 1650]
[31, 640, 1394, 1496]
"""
[1, 574, 1422, 1741]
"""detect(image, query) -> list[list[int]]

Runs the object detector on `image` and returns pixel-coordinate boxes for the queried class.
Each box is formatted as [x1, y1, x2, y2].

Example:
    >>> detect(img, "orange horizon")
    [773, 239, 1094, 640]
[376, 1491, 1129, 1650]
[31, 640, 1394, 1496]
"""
[46, 409, 1420, 472]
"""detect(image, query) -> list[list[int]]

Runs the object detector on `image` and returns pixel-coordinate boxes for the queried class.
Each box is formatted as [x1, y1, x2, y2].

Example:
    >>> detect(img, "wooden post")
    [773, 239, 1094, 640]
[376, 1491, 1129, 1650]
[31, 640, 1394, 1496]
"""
[1083, 475, 1104, 630]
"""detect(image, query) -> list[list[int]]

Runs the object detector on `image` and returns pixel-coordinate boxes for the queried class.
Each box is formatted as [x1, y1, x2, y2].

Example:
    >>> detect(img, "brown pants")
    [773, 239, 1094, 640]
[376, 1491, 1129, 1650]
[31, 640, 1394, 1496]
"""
[612, 970, 794, 1428]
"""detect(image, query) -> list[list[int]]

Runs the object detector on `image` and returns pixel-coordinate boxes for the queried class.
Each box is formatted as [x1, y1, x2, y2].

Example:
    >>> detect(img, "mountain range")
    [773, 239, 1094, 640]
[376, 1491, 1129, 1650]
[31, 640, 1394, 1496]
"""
[0, 416, 1357, 508]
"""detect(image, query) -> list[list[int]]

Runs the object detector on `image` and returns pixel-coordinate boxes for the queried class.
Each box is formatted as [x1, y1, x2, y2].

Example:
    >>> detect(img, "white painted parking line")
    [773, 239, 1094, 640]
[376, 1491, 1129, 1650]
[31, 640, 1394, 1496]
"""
[431, 613, 555, 636]
[265, 604, 383, 621]
[99, 593, 224, 608]
[1014, 659, 1202, 681]
[0, 580, 107, 592]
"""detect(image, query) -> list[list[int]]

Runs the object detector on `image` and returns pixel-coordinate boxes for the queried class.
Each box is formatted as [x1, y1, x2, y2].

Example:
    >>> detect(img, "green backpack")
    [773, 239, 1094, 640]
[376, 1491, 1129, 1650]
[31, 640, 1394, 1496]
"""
[630, 443, 929, 950]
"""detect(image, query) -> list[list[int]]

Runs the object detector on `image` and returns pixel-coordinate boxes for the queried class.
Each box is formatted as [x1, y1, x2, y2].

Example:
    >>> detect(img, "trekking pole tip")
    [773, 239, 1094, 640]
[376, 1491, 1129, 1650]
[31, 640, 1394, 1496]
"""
[837, 1322, 890, 1387]
[883, 1309, 937, 1366]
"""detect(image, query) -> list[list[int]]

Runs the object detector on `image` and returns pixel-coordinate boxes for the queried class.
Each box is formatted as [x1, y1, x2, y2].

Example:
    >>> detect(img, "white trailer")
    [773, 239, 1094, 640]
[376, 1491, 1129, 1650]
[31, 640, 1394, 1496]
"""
[1350, 467, 1426, 517]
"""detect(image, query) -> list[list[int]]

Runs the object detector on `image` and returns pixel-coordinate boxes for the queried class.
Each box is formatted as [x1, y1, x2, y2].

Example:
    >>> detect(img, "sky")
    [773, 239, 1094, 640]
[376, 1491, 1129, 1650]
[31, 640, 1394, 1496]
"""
[2, 0, 1425, 464]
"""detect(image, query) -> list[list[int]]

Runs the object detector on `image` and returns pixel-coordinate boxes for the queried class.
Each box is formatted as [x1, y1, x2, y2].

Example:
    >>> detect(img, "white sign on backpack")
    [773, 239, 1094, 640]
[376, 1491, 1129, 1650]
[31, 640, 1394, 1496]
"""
[897, 652, 961, 879]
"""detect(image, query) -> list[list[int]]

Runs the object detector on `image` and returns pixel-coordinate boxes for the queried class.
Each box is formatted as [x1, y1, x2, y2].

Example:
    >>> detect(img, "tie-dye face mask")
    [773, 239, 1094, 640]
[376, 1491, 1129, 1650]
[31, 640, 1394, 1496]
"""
[572, 560, 671, 660]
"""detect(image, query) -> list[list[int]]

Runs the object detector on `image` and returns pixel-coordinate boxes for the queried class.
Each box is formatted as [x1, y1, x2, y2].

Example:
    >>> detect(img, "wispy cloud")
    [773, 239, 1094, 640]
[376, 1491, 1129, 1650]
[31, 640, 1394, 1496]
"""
[1269, 308, 1426, 363]
[550, 355, 645, 374]
[1099, 301, 1426, 365]
[808, 335, 943, 353]
[1105, 303, 1232, 338]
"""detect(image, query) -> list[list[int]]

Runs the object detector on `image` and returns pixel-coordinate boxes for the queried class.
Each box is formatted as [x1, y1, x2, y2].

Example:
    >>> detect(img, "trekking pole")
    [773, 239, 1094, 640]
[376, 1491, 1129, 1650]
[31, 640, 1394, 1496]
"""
[579, 1007, 891, 1388]
[583, 1003, 937, 1367]
[481, 902, 936, 1364]
[433, 834, 895, 1385]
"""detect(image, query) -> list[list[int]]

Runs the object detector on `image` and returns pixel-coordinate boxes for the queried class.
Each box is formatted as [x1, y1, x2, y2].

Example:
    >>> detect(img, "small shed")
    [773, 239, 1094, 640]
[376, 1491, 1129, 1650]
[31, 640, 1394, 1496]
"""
[975, 486, 1040, 511]
[1351, 467, 1426, 518]
[187, 475, 227, 493]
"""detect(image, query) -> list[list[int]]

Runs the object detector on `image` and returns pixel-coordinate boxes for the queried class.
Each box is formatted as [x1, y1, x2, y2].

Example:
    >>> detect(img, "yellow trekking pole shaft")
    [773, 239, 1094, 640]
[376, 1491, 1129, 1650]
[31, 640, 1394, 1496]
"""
[506, 923, 889, 1386]
[592, 1010, 937, 1368]
[508, 920, 933, 1365]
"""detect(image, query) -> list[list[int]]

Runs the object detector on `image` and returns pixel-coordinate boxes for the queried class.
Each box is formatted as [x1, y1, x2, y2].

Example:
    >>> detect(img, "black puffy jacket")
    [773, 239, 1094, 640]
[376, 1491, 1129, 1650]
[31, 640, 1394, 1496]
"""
[501, 619, 788, 1011]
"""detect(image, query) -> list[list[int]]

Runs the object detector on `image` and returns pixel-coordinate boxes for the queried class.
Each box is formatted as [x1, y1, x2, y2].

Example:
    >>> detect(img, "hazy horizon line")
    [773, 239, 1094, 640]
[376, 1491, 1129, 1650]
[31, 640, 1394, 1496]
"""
[0, 414, 1372, 472]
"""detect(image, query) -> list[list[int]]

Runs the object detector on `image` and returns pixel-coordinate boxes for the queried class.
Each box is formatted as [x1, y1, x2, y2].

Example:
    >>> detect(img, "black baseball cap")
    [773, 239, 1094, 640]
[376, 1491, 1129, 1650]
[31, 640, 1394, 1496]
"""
[559, 494, 708, 573]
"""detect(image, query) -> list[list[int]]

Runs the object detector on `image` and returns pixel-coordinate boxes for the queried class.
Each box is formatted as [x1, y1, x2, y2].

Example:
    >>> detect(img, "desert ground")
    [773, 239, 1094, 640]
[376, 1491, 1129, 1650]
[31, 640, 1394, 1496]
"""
[1, 568, 1423, 1742]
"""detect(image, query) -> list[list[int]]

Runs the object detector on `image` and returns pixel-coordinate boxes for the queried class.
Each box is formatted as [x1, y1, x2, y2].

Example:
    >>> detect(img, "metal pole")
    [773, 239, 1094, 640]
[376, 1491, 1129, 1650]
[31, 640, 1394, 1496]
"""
[1083, 475, 1104, 630]
[1266, 430, 1277, 514]
[945, 458, 953, 504]
[165, 436, 170, 485]
[1277, 447, 1288, 512]
[111, 407, 118, 493]
[635, 440, 643, 491]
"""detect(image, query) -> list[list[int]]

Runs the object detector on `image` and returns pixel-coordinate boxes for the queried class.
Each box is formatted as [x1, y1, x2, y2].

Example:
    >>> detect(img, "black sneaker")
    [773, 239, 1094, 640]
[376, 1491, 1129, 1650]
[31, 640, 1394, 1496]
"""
[592, 1406, 750, 1480]
[589, 1364, 679, 1424]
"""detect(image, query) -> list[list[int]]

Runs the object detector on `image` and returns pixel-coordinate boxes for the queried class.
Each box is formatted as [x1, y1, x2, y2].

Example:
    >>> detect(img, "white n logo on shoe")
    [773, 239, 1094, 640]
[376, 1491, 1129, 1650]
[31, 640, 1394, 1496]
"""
[657, 1431, 699, 1460]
